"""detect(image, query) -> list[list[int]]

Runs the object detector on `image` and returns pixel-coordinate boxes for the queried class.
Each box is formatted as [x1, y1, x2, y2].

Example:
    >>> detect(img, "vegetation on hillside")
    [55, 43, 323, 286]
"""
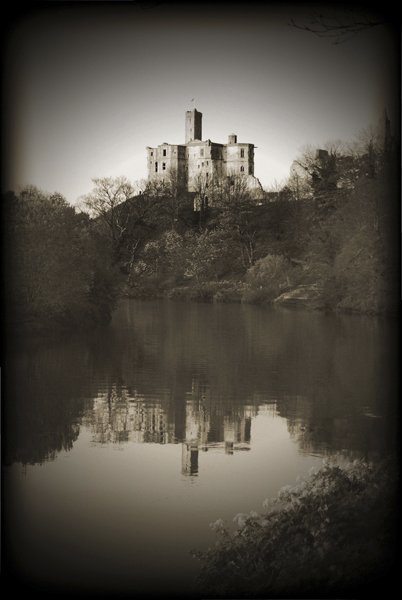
[192, 459, 398, 598]
[3, 118, 398, 334]
[120, 120, 398, 314]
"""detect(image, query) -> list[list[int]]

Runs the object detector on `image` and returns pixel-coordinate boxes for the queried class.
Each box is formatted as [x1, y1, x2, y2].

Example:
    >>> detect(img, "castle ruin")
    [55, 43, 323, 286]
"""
[146, 109, 263, 202]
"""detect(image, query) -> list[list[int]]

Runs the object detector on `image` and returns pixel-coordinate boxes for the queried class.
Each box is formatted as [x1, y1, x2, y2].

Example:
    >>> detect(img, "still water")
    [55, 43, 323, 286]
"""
[4, 300, 397, 596]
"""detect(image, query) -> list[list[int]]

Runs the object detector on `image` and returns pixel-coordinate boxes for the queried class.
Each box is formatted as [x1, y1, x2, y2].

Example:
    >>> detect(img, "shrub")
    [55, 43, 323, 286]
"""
[242, 254, 294, 303]
[193, 460, 397, 598]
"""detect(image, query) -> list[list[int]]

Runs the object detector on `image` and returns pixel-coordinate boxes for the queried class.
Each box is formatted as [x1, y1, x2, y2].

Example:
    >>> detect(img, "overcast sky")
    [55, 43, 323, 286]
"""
[3, 2, 398, 205]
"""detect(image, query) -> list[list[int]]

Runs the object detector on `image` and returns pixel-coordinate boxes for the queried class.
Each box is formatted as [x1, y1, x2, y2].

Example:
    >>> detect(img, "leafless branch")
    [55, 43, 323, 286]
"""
[289, 10, 385, 44]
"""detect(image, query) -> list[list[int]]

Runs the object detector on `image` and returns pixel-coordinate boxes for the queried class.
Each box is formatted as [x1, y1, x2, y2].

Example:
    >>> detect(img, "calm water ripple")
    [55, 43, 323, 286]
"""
[4, 300, 397, 595]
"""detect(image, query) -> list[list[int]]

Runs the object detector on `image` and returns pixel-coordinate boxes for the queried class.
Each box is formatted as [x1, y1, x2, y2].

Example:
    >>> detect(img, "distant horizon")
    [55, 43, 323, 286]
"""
[2, 2, 398, 205]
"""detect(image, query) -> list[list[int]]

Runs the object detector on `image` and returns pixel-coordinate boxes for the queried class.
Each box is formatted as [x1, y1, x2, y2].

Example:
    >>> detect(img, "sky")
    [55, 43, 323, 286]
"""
[2, 2, 398, 205]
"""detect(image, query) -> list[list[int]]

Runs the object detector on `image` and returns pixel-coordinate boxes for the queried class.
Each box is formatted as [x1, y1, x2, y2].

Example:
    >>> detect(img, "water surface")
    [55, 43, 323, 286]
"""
[4, 300, 397, 596]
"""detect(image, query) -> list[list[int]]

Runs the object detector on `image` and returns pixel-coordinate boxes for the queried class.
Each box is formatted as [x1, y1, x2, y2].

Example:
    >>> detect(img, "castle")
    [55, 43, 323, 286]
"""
[146, 108, 263, 202]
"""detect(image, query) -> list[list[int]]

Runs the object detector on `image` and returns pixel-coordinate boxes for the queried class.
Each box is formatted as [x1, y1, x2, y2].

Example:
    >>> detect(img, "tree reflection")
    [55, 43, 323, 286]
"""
[4, 336, 95, 465]
[5, 301, 397, 468]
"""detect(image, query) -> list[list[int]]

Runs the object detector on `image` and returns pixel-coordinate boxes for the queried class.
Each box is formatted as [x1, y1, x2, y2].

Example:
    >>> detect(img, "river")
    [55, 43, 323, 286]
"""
[3, 299, 398, 596]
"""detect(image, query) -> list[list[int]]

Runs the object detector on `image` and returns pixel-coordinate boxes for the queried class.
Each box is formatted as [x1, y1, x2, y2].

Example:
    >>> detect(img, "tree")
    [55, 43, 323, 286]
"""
[82, 176, 135, 256]
[183, 230, 228, 284]
[193, 172, 210, 230]
[4, 185, 120, 331]
[290, 8, 386, 44]
[143, 167, 192, 231]
[210, 175, 261, 268]
[288, 161, 314, 201]
[288, 145, 339, 201]
[244, 254, 294, 302]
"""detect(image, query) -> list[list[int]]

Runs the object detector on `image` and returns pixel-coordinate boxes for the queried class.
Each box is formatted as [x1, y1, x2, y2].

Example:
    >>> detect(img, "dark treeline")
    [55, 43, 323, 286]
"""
[3, 119, 399, 335]
[3, 186, 120, 335]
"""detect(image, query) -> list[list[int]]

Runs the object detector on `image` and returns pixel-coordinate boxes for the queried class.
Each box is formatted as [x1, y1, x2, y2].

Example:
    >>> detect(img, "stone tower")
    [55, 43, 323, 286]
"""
[185, 108, 202, 143]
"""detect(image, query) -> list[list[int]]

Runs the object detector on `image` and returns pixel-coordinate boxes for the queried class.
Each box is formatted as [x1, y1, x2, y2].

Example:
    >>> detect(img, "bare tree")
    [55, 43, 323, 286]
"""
[290, 8, 385, 44]
[287, 165, 312, 201]
[193, 173, 210, 229]
[210, 175, 259, 267]
[291, 145, 339, 195]
[144, 167, 189, 230]
[82, 176, 135, 248]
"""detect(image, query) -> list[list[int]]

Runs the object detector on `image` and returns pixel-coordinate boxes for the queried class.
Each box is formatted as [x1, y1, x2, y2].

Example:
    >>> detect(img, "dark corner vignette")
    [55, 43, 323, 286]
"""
[1, 2, 401, 600]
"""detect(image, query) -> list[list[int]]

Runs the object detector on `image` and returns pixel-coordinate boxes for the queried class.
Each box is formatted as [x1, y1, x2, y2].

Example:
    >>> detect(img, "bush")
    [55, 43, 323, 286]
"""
[242, 254, 294, 303]
[193, 460, 397, 598]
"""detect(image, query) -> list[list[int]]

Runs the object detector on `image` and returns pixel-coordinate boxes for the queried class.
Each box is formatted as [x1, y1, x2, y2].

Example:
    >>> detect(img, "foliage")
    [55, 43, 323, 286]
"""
[242, 254, 297, 303]
[209, 176, 262, 267]
[5, 120, 397, 322]
[4, 186, 120, 333]
[193, 460, 397, 597]
[122, 123, 398, 316]
[81, 176, 135, 257]
[127, 228, 238, 297]
[314, 176, 397, 314]
[141, 169, 195, 231]
[127, 230, 184, 296]
[183, 229, 230, 283]
[81, 177, 167, 267]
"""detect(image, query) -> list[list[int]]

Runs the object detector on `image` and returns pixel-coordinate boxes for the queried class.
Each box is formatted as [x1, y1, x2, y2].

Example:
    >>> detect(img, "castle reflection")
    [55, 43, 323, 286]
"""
[5, 301, 396, 468]
[181, 380, 253, 475]
[84, 378, 256, 476]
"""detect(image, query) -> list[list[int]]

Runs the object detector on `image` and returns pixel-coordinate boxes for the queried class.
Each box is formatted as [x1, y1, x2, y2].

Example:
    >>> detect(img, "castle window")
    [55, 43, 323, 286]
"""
[150, 151, 153, 156]
[240, 149, 245, 158]
[240, 166, 244, 172]
[200, 149, 204, 157]
[202, 162, 204, 167]
[163, 149, 167, 156]
[206, 161, 209, 166]
[155, 162, 158, 172]
[206, 172, 209, 178]
[162, 162, 166, 170]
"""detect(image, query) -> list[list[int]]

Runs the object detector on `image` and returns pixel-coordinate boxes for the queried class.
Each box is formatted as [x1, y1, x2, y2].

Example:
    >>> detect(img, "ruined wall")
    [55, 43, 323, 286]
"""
[225, 137, 255, 177]
[186, 140, 224, 191]
[147, 144, 187, 184]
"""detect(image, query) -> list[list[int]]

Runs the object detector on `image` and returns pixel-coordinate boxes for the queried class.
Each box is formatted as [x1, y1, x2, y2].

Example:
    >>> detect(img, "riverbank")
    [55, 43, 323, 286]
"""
[123, 278, 399, 317]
